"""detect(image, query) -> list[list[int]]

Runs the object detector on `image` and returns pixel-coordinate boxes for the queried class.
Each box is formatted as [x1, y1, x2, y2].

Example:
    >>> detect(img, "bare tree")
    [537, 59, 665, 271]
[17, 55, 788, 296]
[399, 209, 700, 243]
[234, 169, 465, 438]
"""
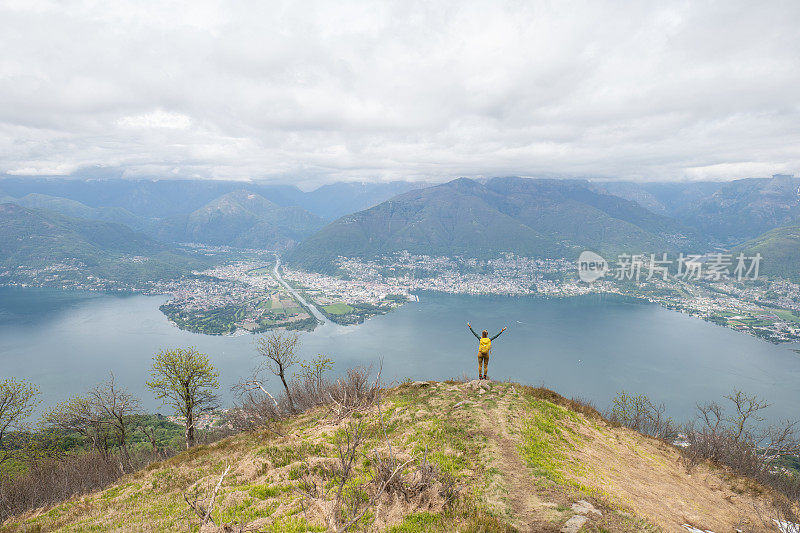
[297, 355, 335, 405]
[87, 373, 140, 470]
[254, 331, 301, 413]
[0, 378, 40, 466]
[696, 400, 724, 434]
[761, 419, 800, 467]
[138, 423, 164, 458]
[724, 389, 770, 442]
[43, 375, 141, 469]
[607, 391, 676, 440]
[146, 347, 219, 449]
[44, 395, 112, 460]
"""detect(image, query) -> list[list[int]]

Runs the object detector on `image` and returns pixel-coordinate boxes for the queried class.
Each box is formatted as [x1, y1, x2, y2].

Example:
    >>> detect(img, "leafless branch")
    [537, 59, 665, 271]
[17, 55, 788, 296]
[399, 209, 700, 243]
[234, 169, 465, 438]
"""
[183, 463, 231, 527]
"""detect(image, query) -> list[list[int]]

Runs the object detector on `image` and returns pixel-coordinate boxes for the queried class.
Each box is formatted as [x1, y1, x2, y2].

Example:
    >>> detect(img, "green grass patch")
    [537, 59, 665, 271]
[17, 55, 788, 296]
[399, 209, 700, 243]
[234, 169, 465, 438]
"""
[213, 497, 277, 525]
[519, 398, 583, 487]
[323, 303, 354, 315]
[247, 483, 291, 499]
[100, 482, 139, 500]
[257, 442, 322, 467]
[261, 516, 326, 532]
[288, 463, 308, 480]
[388, 511, 445, 532]
[775, 309, 800, 324]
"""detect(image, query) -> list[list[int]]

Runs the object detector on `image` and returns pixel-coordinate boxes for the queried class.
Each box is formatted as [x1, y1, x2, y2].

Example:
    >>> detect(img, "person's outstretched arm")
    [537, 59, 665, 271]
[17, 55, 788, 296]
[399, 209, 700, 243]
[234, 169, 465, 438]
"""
[467, 322, 480, 339]
[491, 326, 507, 340]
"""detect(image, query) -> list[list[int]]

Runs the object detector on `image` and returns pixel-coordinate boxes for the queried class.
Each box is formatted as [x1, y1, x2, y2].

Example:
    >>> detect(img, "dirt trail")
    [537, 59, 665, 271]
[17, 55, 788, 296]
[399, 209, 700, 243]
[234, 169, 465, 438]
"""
[476, 384, 560, 532]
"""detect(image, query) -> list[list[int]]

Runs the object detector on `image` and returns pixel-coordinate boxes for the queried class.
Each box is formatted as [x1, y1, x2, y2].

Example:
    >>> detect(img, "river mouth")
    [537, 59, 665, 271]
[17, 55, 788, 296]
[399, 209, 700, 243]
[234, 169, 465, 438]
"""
[272, 256, 327, 323]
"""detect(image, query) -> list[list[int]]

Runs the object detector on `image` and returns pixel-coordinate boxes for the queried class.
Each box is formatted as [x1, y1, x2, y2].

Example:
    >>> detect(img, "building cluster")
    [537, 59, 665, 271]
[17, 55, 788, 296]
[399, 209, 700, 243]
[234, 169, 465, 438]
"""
[154, 262, 280, 312]
[166, 411, 230, 430]
[282, 266, 410, 304]
[332, 252, 584, 296]
[285, 252, 800, 343]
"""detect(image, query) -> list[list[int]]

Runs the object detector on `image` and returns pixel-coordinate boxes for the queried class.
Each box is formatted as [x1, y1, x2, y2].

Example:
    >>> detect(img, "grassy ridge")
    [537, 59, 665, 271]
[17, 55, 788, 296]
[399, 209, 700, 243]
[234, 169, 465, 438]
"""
[4, 381, 785, 532]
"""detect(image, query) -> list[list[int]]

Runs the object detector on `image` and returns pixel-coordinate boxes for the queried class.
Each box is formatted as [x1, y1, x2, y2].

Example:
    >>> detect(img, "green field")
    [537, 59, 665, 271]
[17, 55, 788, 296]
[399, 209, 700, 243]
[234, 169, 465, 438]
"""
[322, 303, 354, 315]
[775, 309, 800, 324]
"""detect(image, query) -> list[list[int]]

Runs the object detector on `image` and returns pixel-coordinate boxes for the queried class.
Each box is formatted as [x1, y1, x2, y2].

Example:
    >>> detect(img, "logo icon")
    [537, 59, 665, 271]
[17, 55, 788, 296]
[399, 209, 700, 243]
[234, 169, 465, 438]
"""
[577, 251, 608, 282]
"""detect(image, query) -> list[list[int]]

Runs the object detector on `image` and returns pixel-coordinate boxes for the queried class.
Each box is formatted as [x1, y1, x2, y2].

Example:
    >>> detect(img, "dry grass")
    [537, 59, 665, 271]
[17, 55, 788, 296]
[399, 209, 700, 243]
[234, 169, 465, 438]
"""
[3, 381, 796, 532]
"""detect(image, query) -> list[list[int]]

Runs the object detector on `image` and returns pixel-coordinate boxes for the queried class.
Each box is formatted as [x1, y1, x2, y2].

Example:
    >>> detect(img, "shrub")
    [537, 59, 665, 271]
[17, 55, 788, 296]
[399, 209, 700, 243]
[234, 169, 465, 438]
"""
[606, 391, 678, 440]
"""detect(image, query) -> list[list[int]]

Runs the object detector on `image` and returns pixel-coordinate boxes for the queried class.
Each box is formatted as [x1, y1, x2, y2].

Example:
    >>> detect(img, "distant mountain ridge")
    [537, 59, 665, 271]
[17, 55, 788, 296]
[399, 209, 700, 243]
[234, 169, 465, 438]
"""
[155, 189, 325, 249]
[298, 181, 428, 220]
[287, 177, 704, 272]
[676, 174, 800, 244]
[10, 193, 148, 231]
[0, 203, 206, 285]
[594, 181, 724, 217]
[7, 175, 800, 282]
[0, 177, 426, 220]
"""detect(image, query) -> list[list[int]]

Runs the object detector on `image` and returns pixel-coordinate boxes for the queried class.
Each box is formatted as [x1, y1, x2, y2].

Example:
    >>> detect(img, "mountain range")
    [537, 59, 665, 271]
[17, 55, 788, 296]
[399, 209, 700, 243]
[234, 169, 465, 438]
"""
[599, 174, 800, 244]
[0, 177, 425, 221]
[678, 174, 800, 244]
[287, 177, 703, 272]
[4, 173, 800, 282]
[0, 203, 207, 285]
[7, 193, 148, 230]
[154, 190, 325, 249]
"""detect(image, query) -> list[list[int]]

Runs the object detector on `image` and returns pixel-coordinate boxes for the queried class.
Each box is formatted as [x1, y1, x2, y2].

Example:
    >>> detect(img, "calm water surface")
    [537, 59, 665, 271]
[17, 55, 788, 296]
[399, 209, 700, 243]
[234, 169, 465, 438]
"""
[1, 287, 798, 423]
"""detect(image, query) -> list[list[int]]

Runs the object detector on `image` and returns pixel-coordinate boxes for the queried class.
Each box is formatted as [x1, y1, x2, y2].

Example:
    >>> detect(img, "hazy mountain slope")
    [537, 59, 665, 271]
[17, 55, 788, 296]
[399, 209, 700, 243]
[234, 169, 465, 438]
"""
[484, 177, 702, 251]
[677, 174, 800, 244]
[289, 177, 701, 272]
[6, 382, 783, 532]
[0, 177, 428, 220]
[288, 178, 567, 272]
[732, 225, 800, 281]
[157, 190, 325, 248]
[596, 181, 723, 216]
[12, 193, 148, 231]
[0, 203, 206, 284]
[0, 178, 238, 217]
[301, 180, 429, 220]
[0, 178, 300, 218]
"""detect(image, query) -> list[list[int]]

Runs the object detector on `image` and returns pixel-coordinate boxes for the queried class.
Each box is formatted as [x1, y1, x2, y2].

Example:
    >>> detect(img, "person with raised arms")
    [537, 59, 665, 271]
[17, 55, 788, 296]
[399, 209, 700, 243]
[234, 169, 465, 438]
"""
[467, 322, 506, 380]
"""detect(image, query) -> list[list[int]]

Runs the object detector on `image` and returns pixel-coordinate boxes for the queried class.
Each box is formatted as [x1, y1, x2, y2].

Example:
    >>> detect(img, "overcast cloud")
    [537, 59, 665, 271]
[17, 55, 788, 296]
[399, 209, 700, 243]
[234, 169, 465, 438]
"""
[1, 0, 799, 186]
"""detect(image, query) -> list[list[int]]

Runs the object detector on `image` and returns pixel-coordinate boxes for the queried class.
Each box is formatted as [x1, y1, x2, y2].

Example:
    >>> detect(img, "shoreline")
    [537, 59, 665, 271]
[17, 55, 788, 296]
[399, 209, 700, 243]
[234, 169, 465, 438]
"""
[4, 282, 800, 346]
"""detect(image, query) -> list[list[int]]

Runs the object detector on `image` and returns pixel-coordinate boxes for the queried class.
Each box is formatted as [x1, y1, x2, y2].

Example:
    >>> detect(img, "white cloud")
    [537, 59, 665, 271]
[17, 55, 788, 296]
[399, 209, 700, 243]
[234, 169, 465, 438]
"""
[116, 110, 192, 130]
[7, 163, 78, 176]
[0, 0, 799, 185]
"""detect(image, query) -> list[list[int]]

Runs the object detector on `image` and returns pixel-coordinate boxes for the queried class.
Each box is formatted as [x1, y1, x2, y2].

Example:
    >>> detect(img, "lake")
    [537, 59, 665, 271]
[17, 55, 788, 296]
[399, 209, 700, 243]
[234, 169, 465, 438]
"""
[1, 287, 799, 424]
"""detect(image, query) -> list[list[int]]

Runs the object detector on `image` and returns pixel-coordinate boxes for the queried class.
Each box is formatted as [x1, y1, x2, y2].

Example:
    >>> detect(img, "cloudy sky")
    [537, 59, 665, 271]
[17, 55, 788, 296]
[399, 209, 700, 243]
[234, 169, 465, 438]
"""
[1, 0, 799, 186]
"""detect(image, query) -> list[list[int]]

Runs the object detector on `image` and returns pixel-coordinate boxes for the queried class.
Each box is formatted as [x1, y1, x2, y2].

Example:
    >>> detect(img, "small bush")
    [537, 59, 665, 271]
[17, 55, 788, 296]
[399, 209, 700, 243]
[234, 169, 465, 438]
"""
[232, 364, 381, 430]
[606, 391, 678, 440]
[607, 389, 800, 509]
